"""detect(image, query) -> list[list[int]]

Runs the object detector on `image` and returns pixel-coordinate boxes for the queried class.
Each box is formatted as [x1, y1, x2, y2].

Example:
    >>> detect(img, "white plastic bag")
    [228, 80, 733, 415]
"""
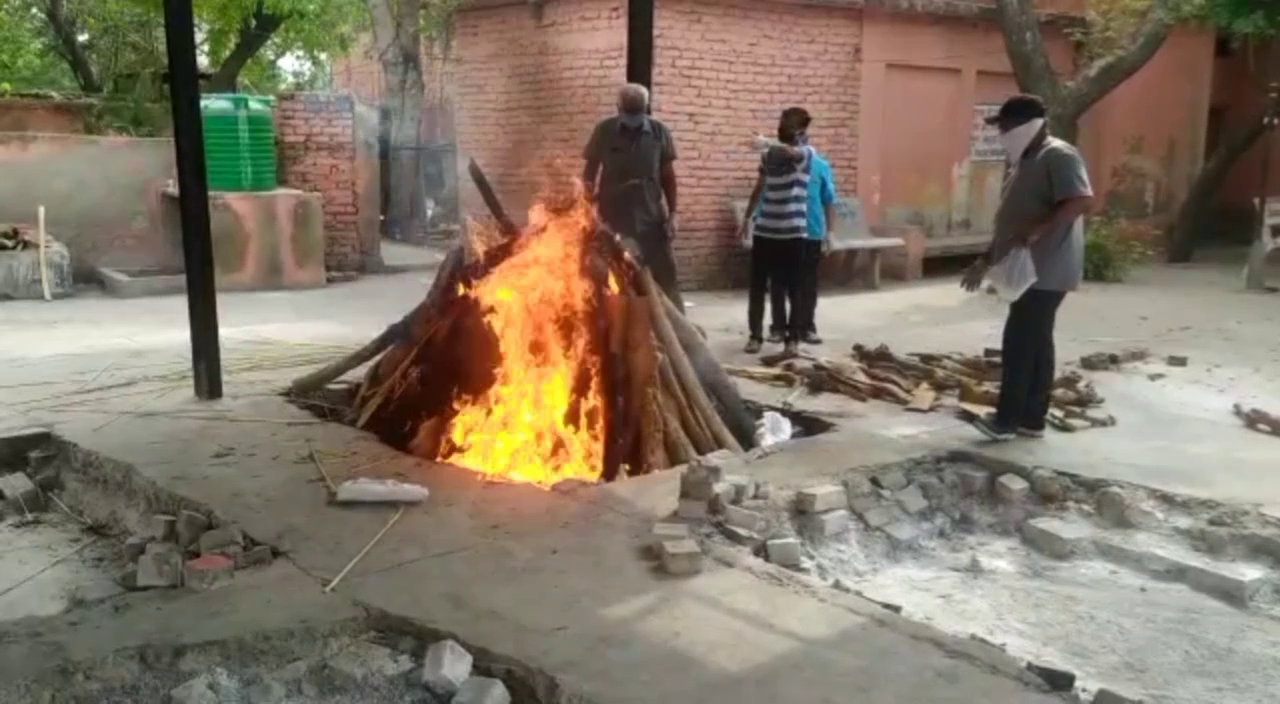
[334, 478, 430, 504]
[754, 411, 794, 449]
[985, 247, 1038, 303]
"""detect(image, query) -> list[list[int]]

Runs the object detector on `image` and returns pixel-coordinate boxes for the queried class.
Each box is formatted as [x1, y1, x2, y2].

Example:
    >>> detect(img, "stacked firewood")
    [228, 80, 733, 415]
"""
[289, 161, 755, 482]
[726, 343, 1116, 433]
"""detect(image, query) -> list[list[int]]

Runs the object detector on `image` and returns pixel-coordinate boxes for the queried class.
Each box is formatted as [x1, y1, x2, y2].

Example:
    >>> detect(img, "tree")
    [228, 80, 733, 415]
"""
[1166, 0, 1280, 270]
[0, 0, 78, 92]
[369, 0, 426, 240]
[993, 0, 1193, 144]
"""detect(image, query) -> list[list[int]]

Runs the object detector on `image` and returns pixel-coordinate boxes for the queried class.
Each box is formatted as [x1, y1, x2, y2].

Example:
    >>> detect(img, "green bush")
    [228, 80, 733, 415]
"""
[1083, 216, 1154, 283]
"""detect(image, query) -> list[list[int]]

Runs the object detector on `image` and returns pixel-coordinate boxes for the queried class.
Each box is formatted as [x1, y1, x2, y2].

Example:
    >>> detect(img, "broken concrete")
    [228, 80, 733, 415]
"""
[956, 467, 991, 496]
[176, 510, 210, 548]
[995, 474, 1030, 504]
[894, 484, 929, 516]
[184, 554, 234, 591]
[723, 505, 765, 533]
[796, 484, 847, 514]
[148, 513, 177, 542]
[136, 542, 184, 588]
[197, 525, 243, 554]
[648, 522, 690, 551]
[800, 509, 851, 540]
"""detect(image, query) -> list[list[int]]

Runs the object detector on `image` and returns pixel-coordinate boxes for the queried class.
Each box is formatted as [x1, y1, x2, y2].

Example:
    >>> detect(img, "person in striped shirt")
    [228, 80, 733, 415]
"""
[737, 107, 814, 355]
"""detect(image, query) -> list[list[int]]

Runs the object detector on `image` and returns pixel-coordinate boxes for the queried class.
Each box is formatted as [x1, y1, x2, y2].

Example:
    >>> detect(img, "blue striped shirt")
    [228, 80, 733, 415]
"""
[752, 145, 813, 239]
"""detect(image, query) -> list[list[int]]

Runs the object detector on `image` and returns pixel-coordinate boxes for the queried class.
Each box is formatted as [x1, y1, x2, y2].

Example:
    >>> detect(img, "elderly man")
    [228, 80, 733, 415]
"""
[582, 83, 684, 309]
[961, 94, 1094, 441]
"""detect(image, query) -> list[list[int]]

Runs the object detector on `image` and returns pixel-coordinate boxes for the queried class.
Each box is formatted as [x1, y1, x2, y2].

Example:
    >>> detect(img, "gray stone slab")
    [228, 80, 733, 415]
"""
[796, 484, 847, 514]
[801, 509, 851, 540]
[995, 474, 1030, 504]
[453, 676, 512, 704]
[766, 538, 803, 568]
[421, 638, 473, 696]
[894, 484, 929, 516]
[874, 469, 909, 492]
[660, 539, 704, 576]
[1021, 517, 1093, 560]
[723, 505, 765, 533]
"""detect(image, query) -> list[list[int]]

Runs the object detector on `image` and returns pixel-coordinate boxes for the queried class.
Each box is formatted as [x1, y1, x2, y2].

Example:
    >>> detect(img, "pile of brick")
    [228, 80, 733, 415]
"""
[169, 637, 511, 704]
[122, 510, 273, 592]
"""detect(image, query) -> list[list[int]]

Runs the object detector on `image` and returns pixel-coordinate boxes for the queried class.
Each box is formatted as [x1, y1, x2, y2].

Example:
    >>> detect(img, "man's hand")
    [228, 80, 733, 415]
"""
[961, 259, 988, 292]
[737, 220, 752, 246]
[666, 213, 679, 240]
[821, 234, 832, 254]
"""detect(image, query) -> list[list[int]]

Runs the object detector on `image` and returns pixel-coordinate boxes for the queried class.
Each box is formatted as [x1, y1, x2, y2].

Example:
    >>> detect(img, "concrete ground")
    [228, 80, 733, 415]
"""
[0, 249, 1277, 701]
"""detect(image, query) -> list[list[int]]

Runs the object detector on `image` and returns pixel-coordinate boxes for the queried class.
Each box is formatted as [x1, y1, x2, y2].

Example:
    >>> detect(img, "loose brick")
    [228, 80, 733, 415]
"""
[709, 481, 736, 513]
[0, 471, 43, 513]
[680, 464, 719, 501]
[994, 474, 1030, 503]
[766, 537, 803, 568]
[724, 474, 754, 504]
[1181, 562, 1267, 607]
[198, 526, 244, 554]
[136, 542, 183, 588]
[873, 469, 909, 492]
[882, 521, 920, 547]
[123, 535, 149, 562]
[649, 522, 691, 551]
[148, 514, 177, 542]
[796, 484, 847, 514]
[956, 467, 991, 496]
[720, 524, 761, 547]
[1095, 487, 1131, 526]
[236, 544, 274, 569]
[675, 498, 709, 520]
[184, 554, 234, 591]
[1021, 517, 1093, 559]
[800, 509, 851, 540]
[326, 641, 414, 683]
[842, 475, 875, 498]
[894, 484, 929, 515]
[453, 676, 512, 704]
[660, 539, 704, 576]
[421, 639, 474, 696]
[176, 510, 210, 548]
[1093, 687, 1145, 704]
[851, 496, 898, 529]
[753, 480, 772, 500]
[723, 505, 765, 533]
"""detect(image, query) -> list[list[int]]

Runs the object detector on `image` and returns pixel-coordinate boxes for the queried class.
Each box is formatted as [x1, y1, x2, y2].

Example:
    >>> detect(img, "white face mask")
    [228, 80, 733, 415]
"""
[999, 118, 1045, 163]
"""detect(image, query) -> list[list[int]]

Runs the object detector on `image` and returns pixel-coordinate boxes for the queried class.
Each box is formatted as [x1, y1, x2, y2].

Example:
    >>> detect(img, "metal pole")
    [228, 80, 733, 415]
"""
[626, 0, 655, 110]
[162, 0, 223, 400]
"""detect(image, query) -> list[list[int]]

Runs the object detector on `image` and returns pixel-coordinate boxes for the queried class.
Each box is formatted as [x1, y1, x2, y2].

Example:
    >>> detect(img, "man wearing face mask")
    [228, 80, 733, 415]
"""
[960, 94, 1094, 441]
[583, 83, 684, 310]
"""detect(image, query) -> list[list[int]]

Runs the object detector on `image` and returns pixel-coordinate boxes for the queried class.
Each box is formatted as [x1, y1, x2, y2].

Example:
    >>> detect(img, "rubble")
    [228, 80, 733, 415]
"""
[894, 484, 929, 516]
[326, 641, 414, 682]
[197, 525, 243, 554]
[994, 474, 1030, 504]
[1095, 487, 1131, 526]
[147, 514, 177, 542]
[176, 510, 211, 548]
[169, 667, 241, 704]
[956, 467, 991, 496]
[675, 498, 709, 520]
[796, 484, 846, 513]
[649, 522, 691, 553]
[1233, 402, 1280, 437]
[800, 509, 851, 540]
[421, 639, 474, 697]
[723, 505, 765, 533]
[236, 544, 274, 569]
[766, 537, 803, 568]
[0, 471, 44, 513]
[1021, 518, 1093, 559]
[136, 542, 184, 588]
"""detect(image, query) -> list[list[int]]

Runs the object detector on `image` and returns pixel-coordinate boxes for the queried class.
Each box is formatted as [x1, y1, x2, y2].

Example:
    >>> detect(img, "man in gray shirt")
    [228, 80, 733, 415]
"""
[961, 94, 1094, 440]
[582, 83, 683, 309]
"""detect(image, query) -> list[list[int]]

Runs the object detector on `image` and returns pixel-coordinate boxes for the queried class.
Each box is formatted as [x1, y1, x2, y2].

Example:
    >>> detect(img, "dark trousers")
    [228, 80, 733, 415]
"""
[996, 288, 1067, 431]
[749, 236, 803, 342]
[770, 240, 822, 336]
[628, 228, 684, 311]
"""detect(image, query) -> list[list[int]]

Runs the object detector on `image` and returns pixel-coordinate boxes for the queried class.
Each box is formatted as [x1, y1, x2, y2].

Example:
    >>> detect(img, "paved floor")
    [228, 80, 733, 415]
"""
[1, 251, 1277, 700]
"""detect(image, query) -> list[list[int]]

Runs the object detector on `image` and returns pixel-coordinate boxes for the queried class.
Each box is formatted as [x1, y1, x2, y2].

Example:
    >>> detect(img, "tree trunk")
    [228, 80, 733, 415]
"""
[993, 0, 1175, 146]
[369, 0, 426, 241]
[41, 0, 102, 94]
[207, 1, 287, 93]
[1167, 114, 1273, 263]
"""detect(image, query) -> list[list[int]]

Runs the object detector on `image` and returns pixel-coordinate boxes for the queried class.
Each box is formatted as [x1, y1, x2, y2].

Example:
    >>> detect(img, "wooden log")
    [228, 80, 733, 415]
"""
[639, 271, 743, 454]
[658, 354, 715, 454]
[467, 158, 518, 236]
[624, 289, 661, 473]
[640, 387, 668, 472]
[658, 387, 696, 465]
[657, 290, 756, 449]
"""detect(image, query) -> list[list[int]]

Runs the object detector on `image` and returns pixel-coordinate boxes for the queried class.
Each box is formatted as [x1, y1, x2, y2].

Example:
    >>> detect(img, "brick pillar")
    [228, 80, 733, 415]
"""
[276, 92, 369, 273]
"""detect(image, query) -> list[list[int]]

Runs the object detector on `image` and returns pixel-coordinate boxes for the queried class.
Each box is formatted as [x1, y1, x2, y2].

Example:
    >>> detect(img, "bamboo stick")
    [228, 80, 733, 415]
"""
[640, 271, 743, 453]
[323, 507, 405, 593]
[36, 205, 52, 301]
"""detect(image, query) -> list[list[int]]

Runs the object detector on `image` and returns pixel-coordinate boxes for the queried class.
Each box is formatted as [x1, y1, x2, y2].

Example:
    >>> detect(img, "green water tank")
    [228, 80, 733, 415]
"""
[201, 94, 277, 192]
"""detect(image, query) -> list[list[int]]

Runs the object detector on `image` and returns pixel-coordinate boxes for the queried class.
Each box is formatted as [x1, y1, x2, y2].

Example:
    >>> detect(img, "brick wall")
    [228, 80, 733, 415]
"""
[452, 0, 625, 220]
[276, 92, 368, 272]
[450, 0, 861, 289]
[654, 0, 862, 287]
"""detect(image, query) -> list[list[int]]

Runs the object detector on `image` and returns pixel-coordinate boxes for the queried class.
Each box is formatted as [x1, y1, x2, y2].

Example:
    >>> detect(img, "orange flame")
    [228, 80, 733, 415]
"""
[439, 193, 606, 487]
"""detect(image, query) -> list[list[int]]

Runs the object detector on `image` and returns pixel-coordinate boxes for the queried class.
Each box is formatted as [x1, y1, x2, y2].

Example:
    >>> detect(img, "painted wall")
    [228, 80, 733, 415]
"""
[0, 133, 176, 279]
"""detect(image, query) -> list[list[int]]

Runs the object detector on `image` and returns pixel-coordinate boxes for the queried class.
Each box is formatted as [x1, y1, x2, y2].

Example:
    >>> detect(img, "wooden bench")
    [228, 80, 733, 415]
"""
[1246, 197, 1280, 290]
[731, 196, 906, 289]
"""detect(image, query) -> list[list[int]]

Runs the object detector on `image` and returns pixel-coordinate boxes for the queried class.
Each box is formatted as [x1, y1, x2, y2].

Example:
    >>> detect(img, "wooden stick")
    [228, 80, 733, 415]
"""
[658, 389, 696, 465]
[658, 291, 755, 448]
[308, 441, 337, 496]
[640, 271, 743, 453]
[467, 159, 519, 236]
[323, 506, 405, 593]
[36, 205, 52, 301]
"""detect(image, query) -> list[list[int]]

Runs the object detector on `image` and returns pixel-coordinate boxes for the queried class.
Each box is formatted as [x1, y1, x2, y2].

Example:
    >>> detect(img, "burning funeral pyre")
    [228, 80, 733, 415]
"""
[291, 161, 755, 487]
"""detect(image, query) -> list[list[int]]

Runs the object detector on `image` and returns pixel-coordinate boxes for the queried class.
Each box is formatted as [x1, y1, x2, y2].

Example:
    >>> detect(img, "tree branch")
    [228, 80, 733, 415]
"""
[40, 0, 102, 93]
[207, 0, 288, 93]
[993, 0, 1063, 105]
[1058, 1, 1177, 121]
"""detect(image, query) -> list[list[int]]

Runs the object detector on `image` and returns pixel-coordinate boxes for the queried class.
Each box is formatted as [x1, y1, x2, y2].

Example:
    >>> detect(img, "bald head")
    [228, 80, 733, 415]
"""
[617, 83, 650, 116]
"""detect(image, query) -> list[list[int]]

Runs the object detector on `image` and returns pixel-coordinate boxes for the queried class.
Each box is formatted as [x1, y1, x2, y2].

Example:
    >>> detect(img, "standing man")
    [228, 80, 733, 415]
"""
[762, 135, 836, 345]
[961, 94, 1093, 440]
[582, 83, 684, 310]
[738, 107, 814, 355]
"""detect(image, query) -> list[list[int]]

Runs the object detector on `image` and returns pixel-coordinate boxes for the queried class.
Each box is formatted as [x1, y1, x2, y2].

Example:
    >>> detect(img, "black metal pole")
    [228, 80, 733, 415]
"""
[162, 0, 223, 400]
[626, 0, 655, 109]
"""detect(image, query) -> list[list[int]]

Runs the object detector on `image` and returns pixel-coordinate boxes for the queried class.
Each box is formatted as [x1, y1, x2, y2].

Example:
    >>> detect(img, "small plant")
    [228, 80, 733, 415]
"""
[1083, 215, 1156, 283]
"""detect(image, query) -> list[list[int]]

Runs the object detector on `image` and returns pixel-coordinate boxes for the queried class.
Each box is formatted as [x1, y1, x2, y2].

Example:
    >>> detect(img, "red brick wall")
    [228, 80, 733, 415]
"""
[449, 0, 861, 288]
[654, 0, 861, 287]
[276, 92, 366, 273]
[452, 0, 626, 220]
